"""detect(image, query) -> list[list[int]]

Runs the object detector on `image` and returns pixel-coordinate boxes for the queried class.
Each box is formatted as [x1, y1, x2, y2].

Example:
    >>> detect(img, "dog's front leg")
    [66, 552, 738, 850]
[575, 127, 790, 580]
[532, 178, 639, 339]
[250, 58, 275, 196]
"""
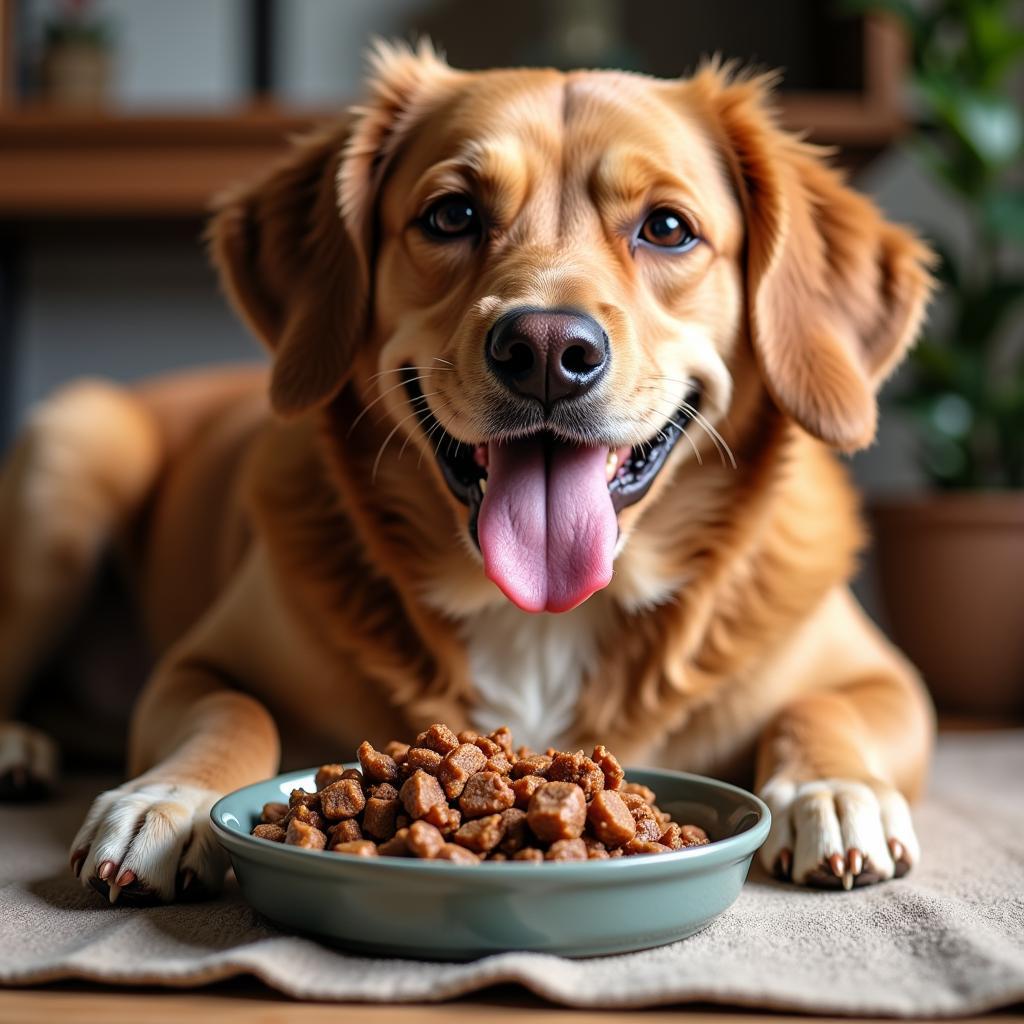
[70, 657, 279, 903]
[751, 589, 935, 890]
[755, 663, 934, 890]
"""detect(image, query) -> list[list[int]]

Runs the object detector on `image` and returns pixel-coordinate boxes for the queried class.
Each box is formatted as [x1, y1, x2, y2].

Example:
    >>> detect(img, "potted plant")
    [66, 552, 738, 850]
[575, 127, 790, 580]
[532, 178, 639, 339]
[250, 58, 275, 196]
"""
[39, 0, 114, 108]
[858, 0, 1024, 716]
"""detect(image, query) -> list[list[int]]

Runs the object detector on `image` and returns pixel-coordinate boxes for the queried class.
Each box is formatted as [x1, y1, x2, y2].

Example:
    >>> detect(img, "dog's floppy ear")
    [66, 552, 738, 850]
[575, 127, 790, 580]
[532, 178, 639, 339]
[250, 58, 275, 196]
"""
[696, 68, 935, 451]
[209, 40, 453, 417]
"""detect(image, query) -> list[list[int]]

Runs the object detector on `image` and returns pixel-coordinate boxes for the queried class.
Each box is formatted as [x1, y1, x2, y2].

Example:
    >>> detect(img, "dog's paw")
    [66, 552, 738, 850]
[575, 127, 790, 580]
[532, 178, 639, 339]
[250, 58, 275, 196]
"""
[70, 780, 228, 904]
[758, 777, 919, 890]
[0, 722, 58, 800]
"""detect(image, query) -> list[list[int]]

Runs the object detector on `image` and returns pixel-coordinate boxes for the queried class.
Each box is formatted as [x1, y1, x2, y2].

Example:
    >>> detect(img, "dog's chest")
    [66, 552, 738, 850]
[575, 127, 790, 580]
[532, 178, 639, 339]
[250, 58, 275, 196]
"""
[461, 602, 605, 752]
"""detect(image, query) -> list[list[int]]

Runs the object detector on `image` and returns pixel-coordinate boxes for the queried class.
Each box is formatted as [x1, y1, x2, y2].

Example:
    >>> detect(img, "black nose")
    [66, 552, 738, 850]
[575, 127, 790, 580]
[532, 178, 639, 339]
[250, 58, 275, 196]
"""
[486, 307, 610, 408]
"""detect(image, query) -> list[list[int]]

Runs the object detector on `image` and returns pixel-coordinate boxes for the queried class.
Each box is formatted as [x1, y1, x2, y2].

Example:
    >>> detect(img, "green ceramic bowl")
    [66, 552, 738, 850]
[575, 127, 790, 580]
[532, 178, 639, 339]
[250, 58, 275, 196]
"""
[210, 766, 769, 960]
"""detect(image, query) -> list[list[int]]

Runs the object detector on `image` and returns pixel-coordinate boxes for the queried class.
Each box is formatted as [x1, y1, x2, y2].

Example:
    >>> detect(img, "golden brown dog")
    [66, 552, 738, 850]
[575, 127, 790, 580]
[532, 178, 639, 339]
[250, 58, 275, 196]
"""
[0, 44, 935, 900]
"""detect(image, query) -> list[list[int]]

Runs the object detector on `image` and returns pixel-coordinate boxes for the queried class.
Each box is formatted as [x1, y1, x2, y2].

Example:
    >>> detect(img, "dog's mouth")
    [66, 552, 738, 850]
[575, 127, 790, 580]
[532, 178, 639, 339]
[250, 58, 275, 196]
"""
[401, 368, 699, 613]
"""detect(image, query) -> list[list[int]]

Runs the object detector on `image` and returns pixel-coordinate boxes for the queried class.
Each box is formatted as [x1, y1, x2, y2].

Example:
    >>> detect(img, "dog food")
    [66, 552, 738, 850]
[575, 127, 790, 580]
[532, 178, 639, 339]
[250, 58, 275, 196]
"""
[252, 724, 709, 862]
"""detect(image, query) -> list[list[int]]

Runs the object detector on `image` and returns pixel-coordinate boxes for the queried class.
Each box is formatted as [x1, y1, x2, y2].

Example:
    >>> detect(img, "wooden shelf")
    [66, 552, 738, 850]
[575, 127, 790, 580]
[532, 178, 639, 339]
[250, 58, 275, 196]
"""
[0, 91, 905, 219]
[0, 105, 335, 218]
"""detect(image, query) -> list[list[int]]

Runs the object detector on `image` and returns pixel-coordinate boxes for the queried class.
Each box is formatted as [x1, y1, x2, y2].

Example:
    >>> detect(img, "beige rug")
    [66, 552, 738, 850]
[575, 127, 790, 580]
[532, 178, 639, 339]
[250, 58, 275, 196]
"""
[1, 731, 1022, 1015]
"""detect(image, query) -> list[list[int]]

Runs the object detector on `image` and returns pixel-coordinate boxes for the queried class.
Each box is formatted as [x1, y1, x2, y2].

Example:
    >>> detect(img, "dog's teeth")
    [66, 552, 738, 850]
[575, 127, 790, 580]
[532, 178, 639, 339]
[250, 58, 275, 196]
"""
[479, 478, 487, 495]
[606, 449, 619, 481]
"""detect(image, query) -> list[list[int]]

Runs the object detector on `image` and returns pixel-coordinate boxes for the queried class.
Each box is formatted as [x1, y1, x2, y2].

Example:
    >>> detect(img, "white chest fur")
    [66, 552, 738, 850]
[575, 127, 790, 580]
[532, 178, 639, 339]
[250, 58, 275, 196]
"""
[461, 600, 607, 752]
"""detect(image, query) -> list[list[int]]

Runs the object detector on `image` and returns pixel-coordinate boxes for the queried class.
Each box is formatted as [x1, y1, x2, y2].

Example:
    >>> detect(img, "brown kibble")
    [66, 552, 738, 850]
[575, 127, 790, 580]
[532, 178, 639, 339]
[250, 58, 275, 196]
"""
[526, 781, 587, 843]
[512, 847, 544, 863]
[423, 802, 461, 835]
[489, 726, 514, 758]
[288, 726, 697, 863]
[357, 740, 399, 783]
[260, 801, 288, 825]
[660, 823, 683, 849]
[284, 802, 326, 832]
[285, 818, 326, 850]
[498, 808, 529, 853]
[622, 782, 657, 805]
[681, 824, 709, 846]
[459, 771, 515, 819]
[586, 789, 637, 848]
[315, 764, 348, 791]
[404, 747, 443, 776]
[621, 792, 653, 815]
[435, 844, 480, 865]
[437, 743, 487, 799]
[473, 735, 501, 758]
[327, 818, 362, 844]
[415, 723, 460, 755]
[288, 788, 320, 810]
[377, 828, 411, 856]
[546, 838, 588, 861]
[512, 774, 546, 810]
[634, 817, 664, 842]
[319, 778, 366, 820]
[454, 813, 505, 853]
[511, 755, 552, 779]
[363, 796, 400, 840]
[624, 838, 672, 856]
[252, 823, 286, 843]
[546, 750, 604, 800]
[400, 769, 446, 820]
[592, 745, 625, 790]
[483, 754, 512, 776]
[384, 740, 410, 762]
[407, 820, 446, 859]
[332, 840, 379, 857]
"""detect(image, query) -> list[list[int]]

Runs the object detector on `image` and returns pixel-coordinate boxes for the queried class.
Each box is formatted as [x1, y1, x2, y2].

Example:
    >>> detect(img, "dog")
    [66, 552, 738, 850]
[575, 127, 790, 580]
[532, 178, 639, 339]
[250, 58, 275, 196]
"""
[0, 43, 935, 900]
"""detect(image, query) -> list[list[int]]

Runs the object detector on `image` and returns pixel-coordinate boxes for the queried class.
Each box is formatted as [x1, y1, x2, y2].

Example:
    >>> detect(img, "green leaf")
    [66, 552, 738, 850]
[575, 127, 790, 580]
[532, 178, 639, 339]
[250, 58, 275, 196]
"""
[956, 279, 1024, 348]
[922, 232, 963, 289]
[917, 78, 1023, 169]
[981, 191, 1024, 245]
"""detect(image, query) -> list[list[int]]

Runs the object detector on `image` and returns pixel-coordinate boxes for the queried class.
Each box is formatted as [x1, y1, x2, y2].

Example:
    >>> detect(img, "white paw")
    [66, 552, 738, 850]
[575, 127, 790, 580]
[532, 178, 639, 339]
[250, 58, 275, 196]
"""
[0, 722, 58, 798]
[758, 776, 919, 889]
[70, 779, 228, 903]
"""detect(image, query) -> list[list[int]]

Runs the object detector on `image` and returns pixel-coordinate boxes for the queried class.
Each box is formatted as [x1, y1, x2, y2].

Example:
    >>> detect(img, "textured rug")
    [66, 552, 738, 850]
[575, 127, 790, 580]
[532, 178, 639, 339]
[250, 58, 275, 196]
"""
[2, 730, 1022, 1015]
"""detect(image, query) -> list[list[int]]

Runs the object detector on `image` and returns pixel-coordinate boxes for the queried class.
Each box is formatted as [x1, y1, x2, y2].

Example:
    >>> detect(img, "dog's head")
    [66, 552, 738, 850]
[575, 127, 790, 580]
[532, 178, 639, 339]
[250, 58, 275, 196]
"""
[211, 43, 933, 615]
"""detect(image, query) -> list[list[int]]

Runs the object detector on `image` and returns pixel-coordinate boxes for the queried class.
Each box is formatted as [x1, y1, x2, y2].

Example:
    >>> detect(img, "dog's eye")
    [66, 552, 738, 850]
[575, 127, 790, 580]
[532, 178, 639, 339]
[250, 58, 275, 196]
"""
[638, 209, 698, 251]
[421, 195, 479, 239]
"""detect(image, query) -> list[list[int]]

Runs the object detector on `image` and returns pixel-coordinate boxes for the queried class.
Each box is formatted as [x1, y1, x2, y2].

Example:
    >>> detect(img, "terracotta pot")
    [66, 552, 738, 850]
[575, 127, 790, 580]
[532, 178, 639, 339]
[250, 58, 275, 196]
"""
[871, 493, 1024, 716]
[40, 43, 112, 108]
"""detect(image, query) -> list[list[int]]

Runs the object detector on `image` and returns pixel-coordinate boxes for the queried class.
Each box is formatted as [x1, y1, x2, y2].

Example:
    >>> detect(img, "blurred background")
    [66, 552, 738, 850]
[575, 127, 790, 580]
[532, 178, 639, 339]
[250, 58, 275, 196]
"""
[0, 0, 1021, 753]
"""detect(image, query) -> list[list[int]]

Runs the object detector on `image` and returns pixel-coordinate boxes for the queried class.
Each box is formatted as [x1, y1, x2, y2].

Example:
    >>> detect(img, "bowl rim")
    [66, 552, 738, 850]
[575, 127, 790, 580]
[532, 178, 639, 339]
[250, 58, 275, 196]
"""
[210, 764, 771, 876]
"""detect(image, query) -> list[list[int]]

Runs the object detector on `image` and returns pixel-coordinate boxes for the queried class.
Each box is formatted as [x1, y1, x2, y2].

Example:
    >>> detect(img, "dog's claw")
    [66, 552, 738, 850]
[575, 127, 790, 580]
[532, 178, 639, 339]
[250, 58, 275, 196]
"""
[775, 847, 792, 880]
[70, 849, 87, 877]
[828, 852, 845, 879]
[97, 860, 116, 881]
[114, 869, 136, 888]
[889, 837, 911, 877]
[180, 868, 195, 891]
[107, 881, 121, 904]
[847, 847, 863, 877]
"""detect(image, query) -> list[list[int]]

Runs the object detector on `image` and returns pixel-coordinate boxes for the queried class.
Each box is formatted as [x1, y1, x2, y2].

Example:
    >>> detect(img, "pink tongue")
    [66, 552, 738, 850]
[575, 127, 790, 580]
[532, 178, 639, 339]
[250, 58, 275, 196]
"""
[478, 438, 617, 613]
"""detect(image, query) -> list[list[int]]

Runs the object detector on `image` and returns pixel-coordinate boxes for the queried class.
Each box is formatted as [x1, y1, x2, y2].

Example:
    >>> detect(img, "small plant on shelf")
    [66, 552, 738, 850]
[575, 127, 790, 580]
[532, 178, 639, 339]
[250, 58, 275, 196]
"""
[855, 0, 1024, 488]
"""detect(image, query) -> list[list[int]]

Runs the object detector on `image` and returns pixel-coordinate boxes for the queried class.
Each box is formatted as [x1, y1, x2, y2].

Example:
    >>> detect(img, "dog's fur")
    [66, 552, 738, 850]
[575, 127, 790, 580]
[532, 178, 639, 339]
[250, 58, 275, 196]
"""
[0, 46, 935, 898]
